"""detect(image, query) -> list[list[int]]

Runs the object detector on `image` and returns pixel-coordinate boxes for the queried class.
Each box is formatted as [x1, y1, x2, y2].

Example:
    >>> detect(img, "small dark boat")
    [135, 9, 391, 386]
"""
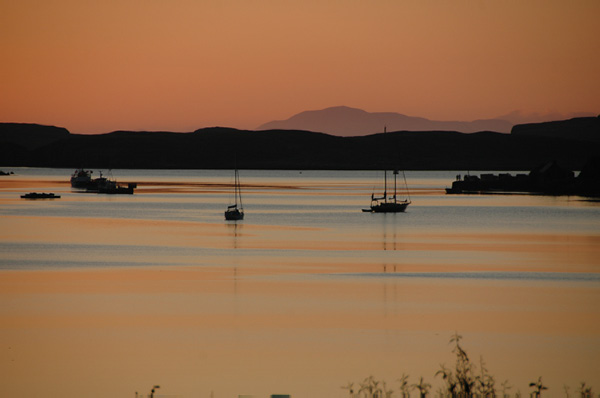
[21, 192, 61, 199]
[224, 168, 244, 221]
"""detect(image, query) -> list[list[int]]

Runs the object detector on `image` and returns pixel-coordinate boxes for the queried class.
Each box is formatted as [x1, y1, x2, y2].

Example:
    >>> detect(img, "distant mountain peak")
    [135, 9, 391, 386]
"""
[311, 105, 364, 112]
[284, 106, 371, 122]
[257, 106, 512, 136]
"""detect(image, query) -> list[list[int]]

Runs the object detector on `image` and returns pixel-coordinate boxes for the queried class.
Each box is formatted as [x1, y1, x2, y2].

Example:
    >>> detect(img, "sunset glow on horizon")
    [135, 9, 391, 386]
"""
[2, 0, 599, 135]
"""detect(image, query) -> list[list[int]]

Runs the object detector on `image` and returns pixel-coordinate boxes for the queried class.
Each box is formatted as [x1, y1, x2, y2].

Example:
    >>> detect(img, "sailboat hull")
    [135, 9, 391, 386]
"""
[224, 208, 244, 220]
[368, 201, 410, 213]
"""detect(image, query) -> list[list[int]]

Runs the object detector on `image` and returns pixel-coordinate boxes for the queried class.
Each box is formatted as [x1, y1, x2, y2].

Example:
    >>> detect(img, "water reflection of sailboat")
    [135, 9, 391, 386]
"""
[224, 167, 244, 221]
[363, 127, 411, 213]
[226, 222, 241, 249]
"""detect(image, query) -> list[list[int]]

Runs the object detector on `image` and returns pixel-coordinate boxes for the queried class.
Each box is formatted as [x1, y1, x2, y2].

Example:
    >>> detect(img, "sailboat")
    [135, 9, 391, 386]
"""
[362, 127, 411, 213]
[224, 167, 244, 220]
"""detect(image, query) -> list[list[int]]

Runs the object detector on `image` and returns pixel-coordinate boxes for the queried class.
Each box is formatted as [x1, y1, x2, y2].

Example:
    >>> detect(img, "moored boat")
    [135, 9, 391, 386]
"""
[225, 167, 244, 220]
[70, 168, 93, 188]
[362, 127, 411, 213]
[76, 170, 136, 194]
[362, 169, 411, 213]
[21, 192, 61, 199]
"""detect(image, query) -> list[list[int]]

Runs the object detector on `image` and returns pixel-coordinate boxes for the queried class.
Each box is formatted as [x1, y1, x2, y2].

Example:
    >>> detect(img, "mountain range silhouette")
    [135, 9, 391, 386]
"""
[257, 106, 594, 136]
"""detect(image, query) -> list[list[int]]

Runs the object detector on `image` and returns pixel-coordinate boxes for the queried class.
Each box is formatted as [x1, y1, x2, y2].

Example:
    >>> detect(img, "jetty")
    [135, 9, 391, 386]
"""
[446, 159, 600, 197]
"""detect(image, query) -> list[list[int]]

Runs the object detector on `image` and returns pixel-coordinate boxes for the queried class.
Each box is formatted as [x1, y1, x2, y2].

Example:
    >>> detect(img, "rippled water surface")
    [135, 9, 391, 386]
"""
[1, 168, 599, 398]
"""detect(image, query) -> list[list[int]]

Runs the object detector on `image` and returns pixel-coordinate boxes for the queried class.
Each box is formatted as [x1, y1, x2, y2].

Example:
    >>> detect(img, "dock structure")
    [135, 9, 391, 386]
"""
[446, 160, 600, 196]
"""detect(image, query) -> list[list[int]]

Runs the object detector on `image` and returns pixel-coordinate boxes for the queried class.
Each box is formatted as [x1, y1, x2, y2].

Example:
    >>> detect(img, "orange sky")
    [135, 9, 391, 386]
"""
[1, 0, 599, 135]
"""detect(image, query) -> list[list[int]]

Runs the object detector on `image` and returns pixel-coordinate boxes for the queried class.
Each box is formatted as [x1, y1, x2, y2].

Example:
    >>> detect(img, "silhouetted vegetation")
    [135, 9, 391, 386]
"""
[342, 334, 597, 398]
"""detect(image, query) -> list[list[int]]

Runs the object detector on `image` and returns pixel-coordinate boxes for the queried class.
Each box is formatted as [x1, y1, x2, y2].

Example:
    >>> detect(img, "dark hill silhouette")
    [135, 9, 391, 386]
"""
[27, 128, 351, 170]
[497, 110, 596, 125]
[0, 123, 70, 150]
[1, 120, 598, 171]
[257, 106, 514, 135]
[511, 115, 600, 143]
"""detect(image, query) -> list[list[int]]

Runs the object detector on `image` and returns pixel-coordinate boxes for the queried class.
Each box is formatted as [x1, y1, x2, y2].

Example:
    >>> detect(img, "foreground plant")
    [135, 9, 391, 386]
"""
[360, 375, 381, 398]
[476, 356, 496, 398]
[344, 335, 595, 398]
[578, 382, 593, 398]
[501, 380, 512, 398]
[529, 377, 548, 398]
[436, 332, 480, 398]
[398, 373, 412, 398]
[413, 376, 432, 398]
[342, 381, 356, 398]
[343, 375, 393, 398]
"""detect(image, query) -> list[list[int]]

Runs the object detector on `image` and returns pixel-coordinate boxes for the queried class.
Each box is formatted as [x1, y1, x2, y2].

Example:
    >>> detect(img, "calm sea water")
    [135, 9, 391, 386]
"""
[1, 168, 599, 398]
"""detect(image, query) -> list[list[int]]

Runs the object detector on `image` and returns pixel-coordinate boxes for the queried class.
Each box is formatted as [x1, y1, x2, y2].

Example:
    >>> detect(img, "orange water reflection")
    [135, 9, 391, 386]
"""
[1, 266, 599, 398]
[1, 173, 599, 398]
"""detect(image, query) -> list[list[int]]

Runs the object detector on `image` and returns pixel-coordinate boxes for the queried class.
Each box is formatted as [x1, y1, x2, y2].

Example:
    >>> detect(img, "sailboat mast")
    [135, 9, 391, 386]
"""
[383, 126, 387, 202]
[236, 168, 243, 209]
[394, 170, 398, 200]
[234, 168, 238, 206]
[383, 170, 387, 202]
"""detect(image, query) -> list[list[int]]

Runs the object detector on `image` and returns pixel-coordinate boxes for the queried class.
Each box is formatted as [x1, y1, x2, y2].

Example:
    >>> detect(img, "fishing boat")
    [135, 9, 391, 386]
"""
[70, 168, 93, 188]
[97, 179, 136, 194]
[362, 128, 411, 213]
[83, 171, 136, 194]
[224, 168, 244, 220]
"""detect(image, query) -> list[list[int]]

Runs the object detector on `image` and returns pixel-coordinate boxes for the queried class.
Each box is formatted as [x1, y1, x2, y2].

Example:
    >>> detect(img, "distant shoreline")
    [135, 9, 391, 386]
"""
[1, 117, 598, 171]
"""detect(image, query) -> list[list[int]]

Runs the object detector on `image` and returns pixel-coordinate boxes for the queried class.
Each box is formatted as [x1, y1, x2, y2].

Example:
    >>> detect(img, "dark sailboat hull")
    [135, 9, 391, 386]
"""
[224, 208, 244, 220]
[365, 201, 410, 213]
